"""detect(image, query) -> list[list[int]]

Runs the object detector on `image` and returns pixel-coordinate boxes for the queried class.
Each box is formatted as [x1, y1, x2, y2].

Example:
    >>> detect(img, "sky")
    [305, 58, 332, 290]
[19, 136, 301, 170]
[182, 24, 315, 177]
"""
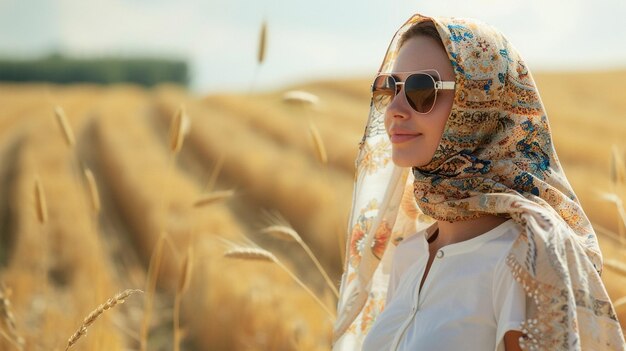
[0, 0, 624, 94]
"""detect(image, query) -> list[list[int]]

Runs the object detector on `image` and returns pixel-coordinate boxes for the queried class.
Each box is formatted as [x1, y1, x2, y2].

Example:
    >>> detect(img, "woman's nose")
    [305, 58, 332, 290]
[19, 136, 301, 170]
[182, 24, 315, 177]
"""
[386, 88, 412, 118]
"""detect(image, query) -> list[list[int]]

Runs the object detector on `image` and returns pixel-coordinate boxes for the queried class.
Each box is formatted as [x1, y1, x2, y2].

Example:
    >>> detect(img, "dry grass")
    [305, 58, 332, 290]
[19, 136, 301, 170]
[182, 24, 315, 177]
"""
[598, 192, 626, 244]
[206, 152, 225, 192]
[595, 143, 626, 332]
[177, 247, 193, 295]
[224, 246, 336, 320]
[140, 233, 165, 351]
[611, 146, 626, 186]
[0, 92, 126, 350]
[1, 70, 626, 349]
[609, 145, 626, 240]
[605, 259, 626, 276]
[94, 88, 332, 350]
[261, 225, 338, 298]
[156, 91, 352, 273]
[174, 247, 193, 351]
[201, 93, 361, 173]
[193, 189, 236, 207]
[0, 282, 24, 350]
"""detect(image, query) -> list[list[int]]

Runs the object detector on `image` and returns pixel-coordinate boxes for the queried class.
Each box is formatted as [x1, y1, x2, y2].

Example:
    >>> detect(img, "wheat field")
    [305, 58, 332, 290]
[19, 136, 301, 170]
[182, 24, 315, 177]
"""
[0, 70, 625, 350]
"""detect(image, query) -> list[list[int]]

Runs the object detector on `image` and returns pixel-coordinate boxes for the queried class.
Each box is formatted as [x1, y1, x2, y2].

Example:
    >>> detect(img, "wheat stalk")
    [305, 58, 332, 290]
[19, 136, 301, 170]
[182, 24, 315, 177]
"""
[174, 247, 193, 351]
[597, 191, 626, 244]
[308, 121, 327, 164]
[65, 289, 142, 351]
[258, 19, 267, 64]
[141, 233, 166, 351]
[34, 175, 48, 224]
[614, 296, 626, 309]
[224, 247, 277, 262]
[604, 259, 626, 276]
[337, 220, 346, 276]
[169, 104, 190, 154]
[224, 247, 335, 319]
[592, 222, 625, 245]
[261, 225, 338, 298]
[156, 103, 189, 263]
[610, 145, 625, 187]
[82, 167, 101, 214]
[282, 90, 320, 107]
[262, 225, 300, 242]
[54, 105, 76, 147]
[609, 145, 626, 242]
[193, 189, 235, 207]
[249, 18, 267, 93]
[177, 247, 193, 295]
[206, 152, 225, 192]
[0, 283, 24, 351]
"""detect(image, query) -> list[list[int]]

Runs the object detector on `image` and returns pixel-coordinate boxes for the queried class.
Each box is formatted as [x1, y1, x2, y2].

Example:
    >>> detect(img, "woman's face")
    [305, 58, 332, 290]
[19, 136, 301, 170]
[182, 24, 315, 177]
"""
[384, 35, 455, 168]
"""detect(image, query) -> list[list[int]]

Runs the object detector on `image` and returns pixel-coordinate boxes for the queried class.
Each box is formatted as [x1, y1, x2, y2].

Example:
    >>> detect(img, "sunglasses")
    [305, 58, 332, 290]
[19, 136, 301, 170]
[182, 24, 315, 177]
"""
[371, 70, 455, 114]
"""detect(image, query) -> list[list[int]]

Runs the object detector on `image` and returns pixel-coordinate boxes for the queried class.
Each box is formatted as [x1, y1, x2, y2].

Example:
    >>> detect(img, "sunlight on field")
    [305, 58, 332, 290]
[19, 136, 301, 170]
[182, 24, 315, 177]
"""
[0, 70, 625, 350]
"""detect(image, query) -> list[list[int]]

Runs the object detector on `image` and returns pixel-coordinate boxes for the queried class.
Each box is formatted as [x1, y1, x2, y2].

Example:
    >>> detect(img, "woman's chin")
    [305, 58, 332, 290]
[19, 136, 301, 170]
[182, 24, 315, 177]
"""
[391, 151, 431, 168]
[392, 155, 420, 168]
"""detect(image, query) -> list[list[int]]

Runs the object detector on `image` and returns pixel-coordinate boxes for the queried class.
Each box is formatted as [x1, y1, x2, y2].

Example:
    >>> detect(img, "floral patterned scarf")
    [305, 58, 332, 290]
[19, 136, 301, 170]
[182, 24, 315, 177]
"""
[332, 12, 626, 350]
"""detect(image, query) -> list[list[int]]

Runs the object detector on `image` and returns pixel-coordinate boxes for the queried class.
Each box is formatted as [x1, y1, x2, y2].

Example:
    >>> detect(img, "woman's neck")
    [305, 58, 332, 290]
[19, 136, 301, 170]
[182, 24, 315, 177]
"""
[432, 214, 510, 247]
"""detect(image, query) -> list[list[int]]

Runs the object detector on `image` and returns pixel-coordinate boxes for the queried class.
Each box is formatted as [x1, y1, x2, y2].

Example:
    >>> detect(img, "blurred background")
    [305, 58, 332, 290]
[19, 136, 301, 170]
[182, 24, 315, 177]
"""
[0, 1, 625, 350]
[1, 0, 625, 93]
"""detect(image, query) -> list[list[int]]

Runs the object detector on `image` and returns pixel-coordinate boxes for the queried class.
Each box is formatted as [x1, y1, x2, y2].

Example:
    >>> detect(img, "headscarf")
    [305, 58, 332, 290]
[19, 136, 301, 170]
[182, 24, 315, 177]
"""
[332, 12, 626, 351]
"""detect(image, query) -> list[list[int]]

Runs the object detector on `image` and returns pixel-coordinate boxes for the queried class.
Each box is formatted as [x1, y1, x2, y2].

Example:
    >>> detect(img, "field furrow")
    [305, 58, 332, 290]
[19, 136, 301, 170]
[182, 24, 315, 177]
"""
[0, 70, 625, 349]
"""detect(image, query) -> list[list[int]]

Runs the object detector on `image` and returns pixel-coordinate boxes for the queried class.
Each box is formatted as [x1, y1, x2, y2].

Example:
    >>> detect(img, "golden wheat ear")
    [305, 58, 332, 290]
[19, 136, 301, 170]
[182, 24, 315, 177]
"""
[610, 144, 626, 188]
[282, 90, 320, 108]
[224, 246, 335, 320]
[193, 189, 236, 207]
[308, 120, 328, 165]
[34, 175, 48, 224]
[65, 289, 142, 351]
[224, 247, 277, 262]
[54, 105, 76, 147]
[82, 167, 101, 214]
[257, 19, 267, 65]
[0, 282, 24, 350]
[169, 104, 190, 154]
[260, 225, 339, 298]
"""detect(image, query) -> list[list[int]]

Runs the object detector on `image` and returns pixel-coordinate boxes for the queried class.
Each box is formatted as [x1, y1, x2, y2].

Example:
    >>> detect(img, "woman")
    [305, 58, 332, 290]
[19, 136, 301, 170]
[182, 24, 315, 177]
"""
[332, 13, 626, 351]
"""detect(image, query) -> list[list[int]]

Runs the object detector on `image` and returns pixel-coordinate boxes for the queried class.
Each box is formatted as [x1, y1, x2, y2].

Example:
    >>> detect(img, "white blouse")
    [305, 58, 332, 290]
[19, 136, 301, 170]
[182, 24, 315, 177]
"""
[362, 219, 526, 351]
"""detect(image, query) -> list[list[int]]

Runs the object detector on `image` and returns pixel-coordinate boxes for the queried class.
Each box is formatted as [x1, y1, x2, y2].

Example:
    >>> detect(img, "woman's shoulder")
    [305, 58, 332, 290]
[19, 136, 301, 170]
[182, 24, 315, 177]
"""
[490, 220, 524, 282]
[485, 219, 524, 253]
[472, 221, 520, 279]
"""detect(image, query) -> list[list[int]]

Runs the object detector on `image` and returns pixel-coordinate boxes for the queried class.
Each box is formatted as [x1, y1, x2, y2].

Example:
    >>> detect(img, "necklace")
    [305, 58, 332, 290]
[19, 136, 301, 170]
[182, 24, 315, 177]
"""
[427, 228, 439, 244]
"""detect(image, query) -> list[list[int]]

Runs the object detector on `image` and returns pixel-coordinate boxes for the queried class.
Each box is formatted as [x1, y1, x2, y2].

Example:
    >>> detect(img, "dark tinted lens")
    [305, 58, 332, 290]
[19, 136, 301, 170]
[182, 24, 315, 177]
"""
[405, 73, 436, 113]
[371, 75, 396, 112]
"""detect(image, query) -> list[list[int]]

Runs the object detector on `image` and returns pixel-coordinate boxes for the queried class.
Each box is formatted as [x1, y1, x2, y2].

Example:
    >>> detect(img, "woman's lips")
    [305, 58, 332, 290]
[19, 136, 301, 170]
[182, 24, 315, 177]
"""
[390, 133, 422, 143]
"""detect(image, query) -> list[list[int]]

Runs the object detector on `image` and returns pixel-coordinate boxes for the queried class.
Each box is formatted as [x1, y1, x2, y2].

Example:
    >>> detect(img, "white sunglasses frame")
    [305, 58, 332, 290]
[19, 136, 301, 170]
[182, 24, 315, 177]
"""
[370, 69, 455, 114]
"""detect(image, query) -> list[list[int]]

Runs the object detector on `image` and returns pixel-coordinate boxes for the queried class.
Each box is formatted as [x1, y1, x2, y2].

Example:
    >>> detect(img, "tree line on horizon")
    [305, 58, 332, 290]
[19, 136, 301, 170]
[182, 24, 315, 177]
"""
[0, 53, 189, 87]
